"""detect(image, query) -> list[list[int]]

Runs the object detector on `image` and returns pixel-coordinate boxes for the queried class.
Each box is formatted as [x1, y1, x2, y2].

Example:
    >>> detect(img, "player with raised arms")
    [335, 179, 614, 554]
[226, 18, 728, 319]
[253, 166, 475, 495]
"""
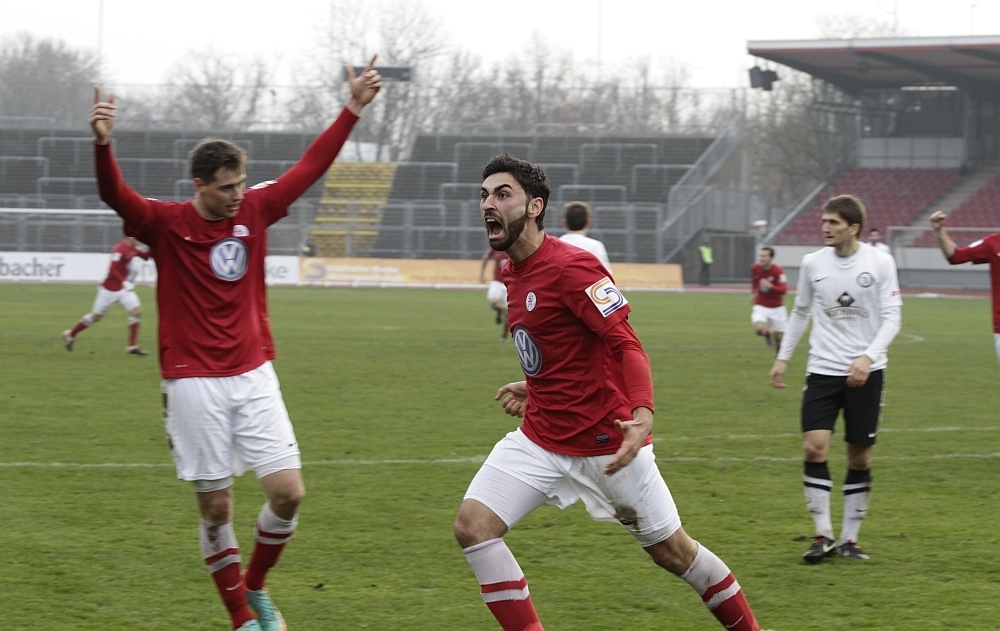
[88, 57, 381, 631]
[454, 153, 764, 631]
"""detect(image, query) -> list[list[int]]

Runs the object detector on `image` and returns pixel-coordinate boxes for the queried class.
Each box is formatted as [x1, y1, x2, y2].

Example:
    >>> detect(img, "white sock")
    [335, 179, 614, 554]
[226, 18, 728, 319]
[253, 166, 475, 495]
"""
[804, 461, 834, 539]
[840, 469, 872, 544]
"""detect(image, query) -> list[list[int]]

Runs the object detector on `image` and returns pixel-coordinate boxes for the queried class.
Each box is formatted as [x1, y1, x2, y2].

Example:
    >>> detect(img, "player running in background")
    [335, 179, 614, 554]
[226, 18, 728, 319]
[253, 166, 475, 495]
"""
[559, 201, 612, 273]
[770, 195, 902, 564]
[867, 228, 891, 254]
[929, 210, 1000, 363]
[63, 236, 151, 355]
[455, 153, 763, 631]
[480, 247, 511, 340]
[750, 246, 787, 352]
[88, 57, 381, 631]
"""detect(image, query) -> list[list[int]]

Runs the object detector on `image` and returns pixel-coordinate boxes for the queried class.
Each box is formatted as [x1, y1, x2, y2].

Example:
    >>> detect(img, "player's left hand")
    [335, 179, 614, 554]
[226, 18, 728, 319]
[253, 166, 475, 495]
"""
[345, 55, 382, 114]
[495, 381, 528, 418]
[604, 407, 653, 475]
[845, 355, 873, 387]
[759, 278, 772, 291]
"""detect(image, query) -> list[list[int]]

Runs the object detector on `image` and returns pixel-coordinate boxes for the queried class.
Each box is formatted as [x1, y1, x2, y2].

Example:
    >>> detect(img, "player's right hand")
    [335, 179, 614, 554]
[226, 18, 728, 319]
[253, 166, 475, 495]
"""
[495, 381, 527, 418]
[929, 211, 947, 231]
[769, 360, 787, 389]
[90, 86, 116, 145]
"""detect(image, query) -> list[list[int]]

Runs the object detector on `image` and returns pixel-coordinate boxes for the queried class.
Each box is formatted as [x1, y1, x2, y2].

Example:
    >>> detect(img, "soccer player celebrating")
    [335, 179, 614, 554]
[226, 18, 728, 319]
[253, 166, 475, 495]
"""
[770, 195, 902, 564]
[454, 154, 763, 631]
[88, 58, 381, 631]
[63, 236, 151, 355]
[750, 246, 788, 352]
[929, 210, 1000, 363]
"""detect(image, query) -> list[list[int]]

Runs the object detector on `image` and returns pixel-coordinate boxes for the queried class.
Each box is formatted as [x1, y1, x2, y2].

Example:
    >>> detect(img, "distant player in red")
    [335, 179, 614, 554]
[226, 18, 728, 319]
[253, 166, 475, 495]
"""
[750, 246, 788, 352]
[88, 58, 381, 631]
[454, 154, 763, 631]
[63, 236, 151, 355]
[479, 248, 510, 339]
[930, 210, 1000, 362]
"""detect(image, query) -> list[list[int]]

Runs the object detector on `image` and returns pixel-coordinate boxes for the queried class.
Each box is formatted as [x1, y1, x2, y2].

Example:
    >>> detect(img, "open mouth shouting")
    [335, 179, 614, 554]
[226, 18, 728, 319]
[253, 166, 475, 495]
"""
[484, 214, 505, 241]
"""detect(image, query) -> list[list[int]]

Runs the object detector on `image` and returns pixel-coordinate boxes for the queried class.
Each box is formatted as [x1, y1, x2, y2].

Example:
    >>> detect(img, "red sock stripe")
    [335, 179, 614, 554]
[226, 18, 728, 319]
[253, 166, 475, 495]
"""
[204, 548, 240, 566]
[257, 528, 294, 540]
[481, 578, 528, 594]
[700, 572, 736, 603]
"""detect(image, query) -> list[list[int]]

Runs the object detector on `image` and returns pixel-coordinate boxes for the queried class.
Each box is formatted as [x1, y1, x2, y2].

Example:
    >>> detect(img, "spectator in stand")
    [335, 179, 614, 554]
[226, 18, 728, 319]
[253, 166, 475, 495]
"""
[63, 236, 151, 355]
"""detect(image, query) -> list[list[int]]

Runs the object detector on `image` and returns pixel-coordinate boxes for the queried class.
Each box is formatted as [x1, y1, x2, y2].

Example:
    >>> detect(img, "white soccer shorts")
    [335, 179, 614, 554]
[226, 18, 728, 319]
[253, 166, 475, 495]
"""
[486, 280, 507, 306]
[162, 361, 301, 484]
[751, 304, 788, 332]
[994, 333, 1000, 365]
[464, 428, 682, 547]
[91, 286, 141, 315]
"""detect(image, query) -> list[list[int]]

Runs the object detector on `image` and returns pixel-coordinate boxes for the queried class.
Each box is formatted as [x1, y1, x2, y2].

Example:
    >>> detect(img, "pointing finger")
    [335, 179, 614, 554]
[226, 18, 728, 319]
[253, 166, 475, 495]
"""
[365, 54, 378, 73]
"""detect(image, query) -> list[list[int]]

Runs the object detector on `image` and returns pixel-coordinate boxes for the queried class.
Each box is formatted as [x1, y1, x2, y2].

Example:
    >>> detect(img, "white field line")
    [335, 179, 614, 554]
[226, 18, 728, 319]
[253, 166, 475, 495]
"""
[0, 426, 997, 468]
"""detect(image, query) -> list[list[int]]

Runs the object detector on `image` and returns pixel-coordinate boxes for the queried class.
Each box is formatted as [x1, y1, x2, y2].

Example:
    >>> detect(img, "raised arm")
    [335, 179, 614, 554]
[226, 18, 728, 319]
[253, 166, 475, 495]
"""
[91, 86, 156, 240]
[929, 211, 957, 259]
[252, 56, 383, 213]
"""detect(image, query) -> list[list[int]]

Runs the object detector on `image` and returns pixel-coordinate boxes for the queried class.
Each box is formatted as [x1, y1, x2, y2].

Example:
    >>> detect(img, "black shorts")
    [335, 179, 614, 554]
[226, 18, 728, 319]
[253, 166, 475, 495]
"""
[800, 370, 885, 446]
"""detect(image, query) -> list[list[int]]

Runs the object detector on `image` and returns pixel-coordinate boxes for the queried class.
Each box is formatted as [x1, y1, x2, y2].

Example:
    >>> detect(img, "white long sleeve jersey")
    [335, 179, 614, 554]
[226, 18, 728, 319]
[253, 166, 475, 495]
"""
[777, 244, 902, 375]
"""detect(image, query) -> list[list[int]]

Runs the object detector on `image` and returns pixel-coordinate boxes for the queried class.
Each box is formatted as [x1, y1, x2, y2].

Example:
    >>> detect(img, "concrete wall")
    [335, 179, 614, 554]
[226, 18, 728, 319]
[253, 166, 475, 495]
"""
[858, 137, 965, 168]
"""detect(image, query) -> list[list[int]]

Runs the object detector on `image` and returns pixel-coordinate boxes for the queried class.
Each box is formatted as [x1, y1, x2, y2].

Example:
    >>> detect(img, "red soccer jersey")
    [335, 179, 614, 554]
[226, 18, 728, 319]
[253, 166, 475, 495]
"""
[949, 234, 1000, 333]
[487, 249, 509, 281]
[102, 240, 149, 291]
[95, 108, 360, 378]
[750, 262, 787, 308]
[502, 235, 653, 456]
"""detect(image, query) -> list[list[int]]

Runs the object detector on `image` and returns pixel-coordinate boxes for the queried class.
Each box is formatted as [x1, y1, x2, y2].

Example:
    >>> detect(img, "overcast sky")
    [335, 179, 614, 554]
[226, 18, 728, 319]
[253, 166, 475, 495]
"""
[4, 0, 999, 89]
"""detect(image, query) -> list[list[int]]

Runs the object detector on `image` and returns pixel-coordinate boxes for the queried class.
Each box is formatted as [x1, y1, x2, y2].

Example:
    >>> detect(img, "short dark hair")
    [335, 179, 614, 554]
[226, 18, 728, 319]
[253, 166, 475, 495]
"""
[760, 246, 775, 258]
[189, 139, 246, 183]
[822, 194, 866, 232]
[869, 227, 881, 234]
[563, 202, 591, 231]
[482, 153, 550, 228]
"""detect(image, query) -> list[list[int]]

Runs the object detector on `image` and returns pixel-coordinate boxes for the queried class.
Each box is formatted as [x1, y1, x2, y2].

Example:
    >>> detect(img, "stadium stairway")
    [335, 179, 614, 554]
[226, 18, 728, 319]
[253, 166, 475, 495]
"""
[907, 160, 1000, 247]
[310, 162, 397, 256]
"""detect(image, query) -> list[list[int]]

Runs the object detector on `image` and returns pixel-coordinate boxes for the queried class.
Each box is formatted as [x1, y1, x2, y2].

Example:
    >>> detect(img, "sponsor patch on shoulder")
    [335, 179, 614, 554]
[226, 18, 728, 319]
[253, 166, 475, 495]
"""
[585, 277, 628, 317]
[249, 180, 277, 190]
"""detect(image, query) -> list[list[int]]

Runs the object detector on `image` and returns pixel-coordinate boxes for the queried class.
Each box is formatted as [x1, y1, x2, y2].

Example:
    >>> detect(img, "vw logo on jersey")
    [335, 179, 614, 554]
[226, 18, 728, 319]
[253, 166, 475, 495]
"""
[856, 272, 874, 288]
[210, 238, 248, 281]
[512, 326, 543, 376]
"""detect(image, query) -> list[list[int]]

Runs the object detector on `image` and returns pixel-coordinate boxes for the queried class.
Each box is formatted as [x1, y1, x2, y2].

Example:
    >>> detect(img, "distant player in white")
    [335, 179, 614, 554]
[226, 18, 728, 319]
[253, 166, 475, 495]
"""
[559, 201, 612, 274]
[867, 227, 891, 255]
[770, 195, 902, 564]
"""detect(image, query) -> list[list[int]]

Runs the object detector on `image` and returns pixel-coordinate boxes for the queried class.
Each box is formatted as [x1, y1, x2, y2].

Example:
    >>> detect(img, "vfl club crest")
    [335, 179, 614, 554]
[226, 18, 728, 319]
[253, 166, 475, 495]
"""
[585, 277, 628, 317]
[512, 326, 542, 376]
[210, 238, 248, 281]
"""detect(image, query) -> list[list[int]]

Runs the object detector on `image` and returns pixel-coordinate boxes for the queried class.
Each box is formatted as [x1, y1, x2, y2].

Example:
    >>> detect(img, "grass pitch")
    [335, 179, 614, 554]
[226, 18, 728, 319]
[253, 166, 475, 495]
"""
[1, 283, 998, 630]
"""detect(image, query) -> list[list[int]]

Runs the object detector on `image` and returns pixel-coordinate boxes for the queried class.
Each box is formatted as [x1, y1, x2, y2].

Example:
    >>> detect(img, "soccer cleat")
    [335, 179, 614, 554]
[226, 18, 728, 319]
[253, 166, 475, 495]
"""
[63, 330, 74, 351]
[126, 346, 149, 356]
[838, 541, 870, 560]
[802, 535, 836, 564]
[236, 621, 263, 631]
[246, 586, 287, 631]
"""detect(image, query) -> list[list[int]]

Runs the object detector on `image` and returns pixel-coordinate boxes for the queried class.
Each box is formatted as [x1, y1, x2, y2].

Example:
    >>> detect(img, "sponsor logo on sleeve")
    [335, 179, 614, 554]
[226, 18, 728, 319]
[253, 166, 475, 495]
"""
[210, 238, 248, 281]
[585, 277, 628, 317]
[512, 326, 542, 376]
[249, 180, 277, 190]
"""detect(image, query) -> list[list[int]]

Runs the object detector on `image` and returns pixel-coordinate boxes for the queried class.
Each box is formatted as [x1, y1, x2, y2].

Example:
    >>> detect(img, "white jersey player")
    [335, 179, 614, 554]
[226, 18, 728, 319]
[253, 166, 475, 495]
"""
[770, 194, 902, 564]
[559, 201, 612, 274]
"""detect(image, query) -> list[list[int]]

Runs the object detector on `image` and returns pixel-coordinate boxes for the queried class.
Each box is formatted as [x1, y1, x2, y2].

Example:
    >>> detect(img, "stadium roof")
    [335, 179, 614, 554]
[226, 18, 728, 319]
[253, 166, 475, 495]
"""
[747, 35, 1000, 98]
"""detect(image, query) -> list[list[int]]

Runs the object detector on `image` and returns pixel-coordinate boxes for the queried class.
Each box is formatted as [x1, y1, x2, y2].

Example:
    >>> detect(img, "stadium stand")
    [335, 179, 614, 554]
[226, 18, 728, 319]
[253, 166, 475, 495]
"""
[774, 168, 960, 246]
[310, 162, 397, 257]
[369, 132, 714, 259]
